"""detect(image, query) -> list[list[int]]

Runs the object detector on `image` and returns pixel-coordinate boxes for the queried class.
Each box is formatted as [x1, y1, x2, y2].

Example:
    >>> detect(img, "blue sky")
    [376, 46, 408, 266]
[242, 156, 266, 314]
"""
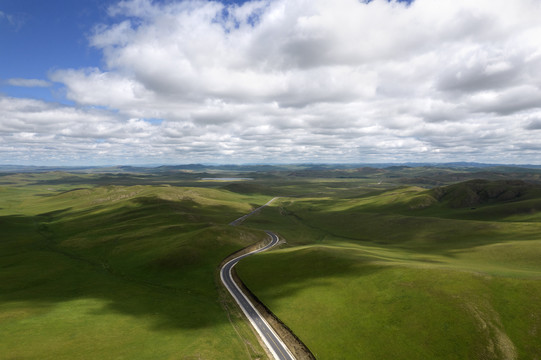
[1, 0, 110, 102]
[1, 0, 541, 165]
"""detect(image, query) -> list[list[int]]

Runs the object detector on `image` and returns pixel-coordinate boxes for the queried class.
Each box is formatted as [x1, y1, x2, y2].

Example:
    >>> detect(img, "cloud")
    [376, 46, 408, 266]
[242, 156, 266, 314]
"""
[6, 78, 52, 87]
[469, 85, 541, 115]
[5, 0, 541, 165]
[525, 118, 541, 130]
[50, 68, 154, 108]
[0, 95, 164, 164]
[0, 10, 26, 31]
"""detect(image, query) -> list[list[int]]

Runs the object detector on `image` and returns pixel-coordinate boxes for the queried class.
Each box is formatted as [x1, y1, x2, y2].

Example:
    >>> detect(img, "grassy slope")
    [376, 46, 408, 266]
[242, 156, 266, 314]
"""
[4, 172, 541, 359]
[238, 184, 541, 359]
[0, 179, 272, 359]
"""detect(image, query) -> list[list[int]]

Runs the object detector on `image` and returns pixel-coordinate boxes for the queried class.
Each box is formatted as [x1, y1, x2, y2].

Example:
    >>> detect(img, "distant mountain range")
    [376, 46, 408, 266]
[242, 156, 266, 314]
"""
[2, 162, 541, 173]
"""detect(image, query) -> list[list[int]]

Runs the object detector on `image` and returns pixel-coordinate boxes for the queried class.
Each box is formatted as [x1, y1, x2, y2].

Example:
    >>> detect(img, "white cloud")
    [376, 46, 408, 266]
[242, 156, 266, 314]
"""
[0, 96, 164, 164]
[6, 78, 52, 87]
[50, 68, 154, 108]
[4, 0, 541, 165]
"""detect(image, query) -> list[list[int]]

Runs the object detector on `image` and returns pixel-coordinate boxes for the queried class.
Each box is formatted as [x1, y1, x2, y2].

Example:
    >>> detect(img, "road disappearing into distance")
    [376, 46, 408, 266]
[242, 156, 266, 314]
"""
[220, 231, 296, 360]
[229, 197, 279, 226]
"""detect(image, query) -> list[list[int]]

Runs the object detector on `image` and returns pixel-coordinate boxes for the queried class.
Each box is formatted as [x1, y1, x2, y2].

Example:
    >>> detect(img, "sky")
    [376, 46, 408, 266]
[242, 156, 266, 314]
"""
[1, 0, 541, 166]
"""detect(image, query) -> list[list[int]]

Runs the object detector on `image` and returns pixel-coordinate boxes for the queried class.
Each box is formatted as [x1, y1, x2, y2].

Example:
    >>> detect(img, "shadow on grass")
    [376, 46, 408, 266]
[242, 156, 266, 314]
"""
[235, 245, 389, 304]
[0, 196, 266, 333]
[252, 198, 541, 256]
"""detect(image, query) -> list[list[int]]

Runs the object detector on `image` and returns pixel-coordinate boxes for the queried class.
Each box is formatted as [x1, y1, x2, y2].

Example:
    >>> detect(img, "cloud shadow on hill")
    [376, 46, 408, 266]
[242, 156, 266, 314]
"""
[0, 196, 268, 334]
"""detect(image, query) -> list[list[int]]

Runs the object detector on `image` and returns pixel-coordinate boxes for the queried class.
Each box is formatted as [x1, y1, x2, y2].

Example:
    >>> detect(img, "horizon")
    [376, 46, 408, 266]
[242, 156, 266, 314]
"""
[3, 160, 541, 169]
[2, 0, 541, 165]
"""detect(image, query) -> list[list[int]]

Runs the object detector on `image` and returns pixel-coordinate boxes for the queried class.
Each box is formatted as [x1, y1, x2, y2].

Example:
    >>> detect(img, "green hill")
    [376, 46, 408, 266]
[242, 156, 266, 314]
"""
[430, 179, 541, 208]
[0, 183, 271, 359]
[3, 172, 541, 360]
[237, 179, 541, 359]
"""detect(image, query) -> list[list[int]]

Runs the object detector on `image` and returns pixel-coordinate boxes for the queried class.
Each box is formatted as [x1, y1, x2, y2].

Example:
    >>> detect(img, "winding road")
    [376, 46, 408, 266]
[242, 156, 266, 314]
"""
[220, 230, 296, 360]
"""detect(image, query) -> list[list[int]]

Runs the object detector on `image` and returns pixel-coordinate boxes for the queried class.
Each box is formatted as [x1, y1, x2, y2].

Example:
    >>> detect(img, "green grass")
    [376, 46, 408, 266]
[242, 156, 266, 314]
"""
[237, 183, 541, 359]
[0, 181, 273, 359]
[3, 172, 541, 359]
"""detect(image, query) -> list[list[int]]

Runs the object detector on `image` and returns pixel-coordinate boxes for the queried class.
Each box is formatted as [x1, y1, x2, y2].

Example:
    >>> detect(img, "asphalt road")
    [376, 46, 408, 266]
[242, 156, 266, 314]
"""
[229, 197, 279, 226]
[220, 231, 296, 360]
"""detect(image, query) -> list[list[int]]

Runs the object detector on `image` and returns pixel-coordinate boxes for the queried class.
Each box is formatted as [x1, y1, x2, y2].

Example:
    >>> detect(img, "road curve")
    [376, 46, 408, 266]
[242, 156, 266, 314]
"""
[220, 231, 296, 360]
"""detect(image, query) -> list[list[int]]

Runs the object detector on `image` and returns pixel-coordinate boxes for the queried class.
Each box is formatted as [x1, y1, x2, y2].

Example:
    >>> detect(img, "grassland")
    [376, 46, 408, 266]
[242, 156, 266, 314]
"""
[0, 174, 273, 359]
[238, 183, 541, 359]
[2, 167, 541, 359]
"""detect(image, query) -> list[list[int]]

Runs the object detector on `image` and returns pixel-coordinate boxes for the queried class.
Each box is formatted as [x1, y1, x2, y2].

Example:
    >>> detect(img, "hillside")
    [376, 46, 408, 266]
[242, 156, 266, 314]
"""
[237, 178, 541, 359]
[2, 171, 541, 359]
[430, 179, 541, 208]
[0, 182, 272, 359]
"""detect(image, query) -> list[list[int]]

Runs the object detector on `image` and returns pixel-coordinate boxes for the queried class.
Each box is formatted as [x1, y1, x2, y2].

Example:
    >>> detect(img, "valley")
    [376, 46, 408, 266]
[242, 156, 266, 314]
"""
[1, 164, 540, 359]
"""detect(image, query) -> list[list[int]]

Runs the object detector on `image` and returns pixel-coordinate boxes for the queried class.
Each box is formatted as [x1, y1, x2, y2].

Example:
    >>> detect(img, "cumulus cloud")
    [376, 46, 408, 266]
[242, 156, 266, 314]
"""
[4, 0, 541, 164]
[0, 96, 166, 164]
